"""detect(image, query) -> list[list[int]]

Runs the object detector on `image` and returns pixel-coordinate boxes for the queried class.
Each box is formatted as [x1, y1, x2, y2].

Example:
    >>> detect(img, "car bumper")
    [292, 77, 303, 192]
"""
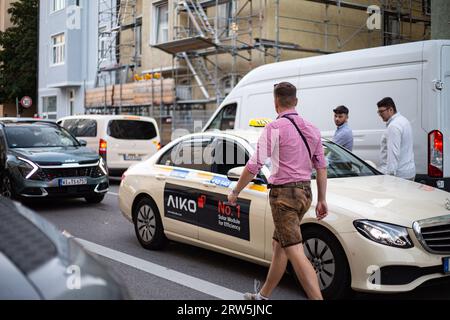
[342, 231, 450, 293]
[15, 176, 109, 199]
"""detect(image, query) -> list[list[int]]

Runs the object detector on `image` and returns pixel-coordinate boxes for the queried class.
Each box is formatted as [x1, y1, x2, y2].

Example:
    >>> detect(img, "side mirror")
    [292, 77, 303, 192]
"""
[227, 166, 244, 182]
[227, 166, 266, 185]
[78, 139, 88, 147]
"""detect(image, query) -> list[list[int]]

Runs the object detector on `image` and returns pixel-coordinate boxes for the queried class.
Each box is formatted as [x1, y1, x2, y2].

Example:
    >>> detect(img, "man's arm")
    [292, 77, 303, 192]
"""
[316, 168, 328, 220]
[228, 168, 256, 205]
[228, 126, 273, 205]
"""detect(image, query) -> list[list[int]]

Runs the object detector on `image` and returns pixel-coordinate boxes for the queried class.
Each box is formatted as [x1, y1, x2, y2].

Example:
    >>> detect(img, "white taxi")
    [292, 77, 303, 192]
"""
[119, 129, 450, 299]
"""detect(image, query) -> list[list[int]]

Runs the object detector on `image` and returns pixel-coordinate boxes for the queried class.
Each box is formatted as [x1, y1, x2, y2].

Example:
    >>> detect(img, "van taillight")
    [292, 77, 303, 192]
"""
[428, 130, 443, 178]
[156, 142, 161, 150]
[99, 139, 107, 161]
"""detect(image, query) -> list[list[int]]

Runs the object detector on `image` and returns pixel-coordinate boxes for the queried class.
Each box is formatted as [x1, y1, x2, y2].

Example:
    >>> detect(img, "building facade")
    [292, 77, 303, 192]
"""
[38, 0, 103, 119]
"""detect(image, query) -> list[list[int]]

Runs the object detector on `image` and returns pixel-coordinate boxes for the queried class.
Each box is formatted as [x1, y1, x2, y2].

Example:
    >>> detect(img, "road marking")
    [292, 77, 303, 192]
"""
[75, 238, 244, 300]
[107, 192, 119, 196]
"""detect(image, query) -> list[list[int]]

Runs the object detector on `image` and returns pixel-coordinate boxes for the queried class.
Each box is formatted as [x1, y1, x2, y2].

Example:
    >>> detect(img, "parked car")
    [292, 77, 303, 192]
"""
[0, 196, 128, 300]
[0, 119, 108, 203]
[119, 129, 450, 299]
[58, 115, 161, 177]
[203, 40, 450, 193]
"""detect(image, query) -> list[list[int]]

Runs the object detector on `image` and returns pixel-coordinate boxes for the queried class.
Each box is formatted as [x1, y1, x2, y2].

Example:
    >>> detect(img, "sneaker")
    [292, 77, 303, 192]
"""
[244, 292, 260, 300]
[243, 280, 269, 300]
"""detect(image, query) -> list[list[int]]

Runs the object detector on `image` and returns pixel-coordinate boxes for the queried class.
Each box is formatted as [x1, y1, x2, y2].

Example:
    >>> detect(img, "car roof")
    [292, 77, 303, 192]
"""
[0, 118, 57, 127]
[58, 114, 157, 122]
[190, 129, 330, 146]
[179, 129, 264, 146]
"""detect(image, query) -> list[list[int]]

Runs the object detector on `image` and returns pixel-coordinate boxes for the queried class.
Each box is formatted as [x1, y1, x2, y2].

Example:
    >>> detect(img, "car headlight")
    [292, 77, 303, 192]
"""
[99, 157, 108, 176]
[354, 220, 414, 249]
[17, 157, 39, 179]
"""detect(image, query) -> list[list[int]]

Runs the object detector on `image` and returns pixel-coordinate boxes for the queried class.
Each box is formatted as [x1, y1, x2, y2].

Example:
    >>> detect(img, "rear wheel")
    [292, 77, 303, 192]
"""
[85, 194, 105, 204]
[294, 226, 352, 300]
[133, 197, 167, 250]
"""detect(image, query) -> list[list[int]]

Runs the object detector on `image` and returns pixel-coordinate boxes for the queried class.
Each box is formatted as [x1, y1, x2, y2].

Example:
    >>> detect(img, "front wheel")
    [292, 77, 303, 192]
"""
[133, 197, 167, 250]
[1, 174, 16, 200]
[298, 226, 352, 300]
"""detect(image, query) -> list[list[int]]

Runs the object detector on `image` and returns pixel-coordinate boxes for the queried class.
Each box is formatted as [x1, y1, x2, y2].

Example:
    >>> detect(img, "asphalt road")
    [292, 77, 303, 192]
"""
[29, 181, 450, 300]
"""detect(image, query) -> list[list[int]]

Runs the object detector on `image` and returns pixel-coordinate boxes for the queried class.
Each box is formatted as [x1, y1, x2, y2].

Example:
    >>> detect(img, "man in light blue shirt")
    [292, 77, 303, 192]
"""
[333, 105, 354, 151]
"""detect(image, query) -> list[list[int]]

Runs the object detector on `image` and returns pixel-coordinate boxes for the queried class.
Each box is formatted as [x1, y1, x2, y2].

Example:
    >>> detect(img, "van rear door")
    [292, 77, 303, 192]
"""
[61, 119, 98, 153]
[106, 119, 160, 170]
[441, 46, 450, 178]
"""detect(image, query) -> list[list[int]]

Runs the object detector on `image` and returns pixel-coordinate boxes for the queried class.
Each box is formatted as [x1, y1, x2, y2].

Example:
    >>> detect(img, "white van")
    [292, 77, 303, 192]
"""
[203, 40, 450, 193]
[58, 115, 160, 176]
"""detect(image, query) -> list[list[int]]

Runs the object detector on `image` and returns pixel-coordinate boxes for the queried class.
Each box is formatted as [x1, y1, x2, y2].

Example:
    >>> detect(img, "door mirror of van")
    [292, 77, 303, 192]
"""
[365, 160, 377, 169]
[227, 166, 266, 185]
[78, 139, 88, 147]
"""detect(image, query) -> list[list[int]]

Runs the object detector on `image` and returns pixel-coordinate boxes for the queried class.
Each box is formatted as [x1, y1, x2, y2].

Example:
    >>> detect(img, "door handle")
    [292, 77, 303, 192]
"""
[156, 174, 166, 181]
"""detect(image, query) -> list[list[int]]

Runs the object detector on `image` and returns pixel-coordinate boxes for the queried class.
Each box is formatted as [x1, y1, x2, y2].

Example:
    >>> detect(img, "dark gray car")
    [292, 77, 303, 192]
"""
[0, 196, 128, 300]
[0, 119, 109, 203]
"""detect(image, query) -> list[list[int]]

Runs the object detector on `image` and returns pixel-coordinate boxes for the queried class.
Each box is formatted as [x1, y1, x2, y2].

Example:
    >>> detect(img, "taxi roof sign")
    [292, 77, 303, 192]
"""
[249, 118, 273, 128]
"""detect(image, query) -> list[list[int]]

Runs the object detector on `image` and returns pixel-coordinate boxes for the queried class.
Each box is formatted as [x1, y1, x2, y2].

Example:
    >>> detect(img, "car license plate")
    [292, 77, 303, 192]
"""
[59, 178, 88, 187]
[124, 154, 142, 161]
[444, 257, 450, 274]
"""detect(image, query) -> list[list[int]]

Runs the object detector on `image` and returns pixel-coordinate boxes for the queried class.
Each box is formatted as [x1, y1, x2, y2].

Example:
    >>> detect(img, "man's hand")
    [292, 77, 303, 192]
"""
[227, 190, 239, 206]
[316, 200, 328, 221]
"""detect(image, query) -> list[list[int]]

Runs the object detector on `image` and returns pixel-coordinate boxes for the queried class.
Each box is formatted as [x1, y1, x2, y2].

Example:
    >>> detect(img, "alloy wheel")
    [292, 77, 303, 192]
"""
[304, 238, 336, 290]
[136, 204, 156, 243]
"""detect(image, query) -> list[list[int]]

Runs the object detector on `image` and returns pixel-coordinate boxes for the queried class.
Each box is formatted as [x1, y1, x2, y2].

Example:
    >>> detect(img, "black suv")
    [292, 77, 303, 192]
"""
[0, 119, 109, 203]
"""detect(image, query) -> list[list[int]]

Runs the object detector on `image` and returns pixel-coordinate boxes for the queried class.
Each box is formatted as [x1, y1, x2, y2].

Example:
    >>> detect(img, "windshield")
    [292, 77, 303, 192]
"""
[5, 125, 80, 148]
[252, 140, 379, 179]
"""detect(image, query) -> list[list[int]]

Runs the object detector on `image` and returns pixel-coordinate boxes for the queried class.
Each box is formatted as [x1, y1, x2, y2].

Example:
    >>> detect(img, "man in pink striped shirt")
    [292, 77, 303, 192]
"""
[228, 82, 328, 300]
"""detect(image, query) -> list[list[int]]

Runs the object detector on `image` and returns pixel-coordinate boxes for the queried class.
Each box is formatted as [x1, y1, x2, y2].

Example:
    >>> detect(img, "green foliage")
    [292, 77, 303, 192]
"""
[0, 0, 38, 104]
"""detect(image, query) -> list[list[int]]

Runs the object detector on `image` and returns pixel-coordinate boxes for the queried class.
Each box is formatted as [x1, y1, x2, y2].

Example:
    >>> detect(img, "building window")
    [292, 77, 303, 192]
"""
[153, 2, 169, 44]
[217, 2, 235, 37]
[43, 96, 57, 120]
[69, 89, 76, 115]
[99, 27, 108, 60]
[51, 0, 66, 13]
[136, 23, 142, 56]
[51, 33, 65, 65]
[423, 0, 431, 15]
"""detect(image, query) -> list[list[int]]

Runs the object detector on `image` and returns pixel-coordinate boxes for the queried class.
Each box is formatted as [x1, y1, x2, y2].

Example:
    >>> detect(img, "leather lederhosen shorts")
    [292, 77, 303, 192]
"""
[268, 181, 313, 248]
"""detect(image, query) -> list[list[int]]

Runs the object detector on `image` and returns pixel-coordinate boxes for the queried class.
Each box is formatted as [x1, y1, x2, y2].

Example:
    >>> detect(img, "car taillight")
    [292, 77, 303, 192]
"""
[156, 142, 161, 151]
[99, 139, 107, 162]
[428, 130, 443, 178]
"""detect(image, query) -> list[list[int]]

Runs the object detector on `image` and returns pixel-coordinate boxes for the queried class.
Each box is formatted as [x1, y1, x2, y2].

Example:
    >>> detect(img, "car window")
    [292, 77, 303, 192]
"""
[158, 137, 214, 172]
[211, 138, 250, 176]
[206, 103, 237, 131]
[252, 140, 379, 179]
[108, 120, 157, 140]
[63, 119, 97, 137]
[4, 125, 80, 148]
[313, 141, 379, 179]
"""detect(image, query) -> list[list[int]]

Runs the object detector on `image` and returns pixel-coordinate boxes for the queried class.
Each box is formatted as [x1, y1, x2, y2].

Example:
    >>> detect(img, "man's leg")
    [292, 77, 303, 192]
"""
[285, 244, 323, 300]
[259, 240, 288, 298]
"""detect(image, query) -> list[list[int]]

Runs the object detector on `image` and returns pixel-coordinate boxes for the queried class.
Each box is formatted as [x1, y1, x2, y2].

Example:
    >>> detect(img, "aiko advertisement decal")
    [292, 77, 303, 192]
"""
[164, 183, 251, 240]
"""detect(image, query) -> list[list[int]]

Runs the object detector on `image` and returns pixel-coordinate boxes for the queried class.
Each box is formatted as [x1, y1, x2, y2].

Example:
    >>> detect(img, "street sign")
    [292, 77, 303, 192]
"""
[20, 96, 33, 109]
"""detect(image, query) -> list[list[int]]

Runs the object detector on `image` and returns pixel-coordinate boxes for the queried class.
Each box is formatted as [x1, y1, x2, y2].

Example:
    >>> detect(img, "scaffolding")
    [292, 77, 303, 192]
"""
[90, 0, 140, 113]
[85, 0, 431, 144]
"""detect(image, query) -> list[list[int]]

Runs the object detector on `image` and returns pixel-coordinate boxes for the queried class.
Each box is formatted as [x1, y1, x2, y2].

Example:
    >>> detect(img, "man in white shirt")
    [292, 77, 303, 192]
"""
[377, 97, 416, 180]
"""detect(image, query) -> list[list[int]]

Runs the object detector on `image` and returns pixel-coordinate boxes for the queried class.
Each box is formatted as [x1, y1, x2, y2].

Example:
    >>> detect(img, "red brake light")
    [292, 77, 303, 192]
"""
[99, 139, 107, 161]
[428, 130, 443, 178]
